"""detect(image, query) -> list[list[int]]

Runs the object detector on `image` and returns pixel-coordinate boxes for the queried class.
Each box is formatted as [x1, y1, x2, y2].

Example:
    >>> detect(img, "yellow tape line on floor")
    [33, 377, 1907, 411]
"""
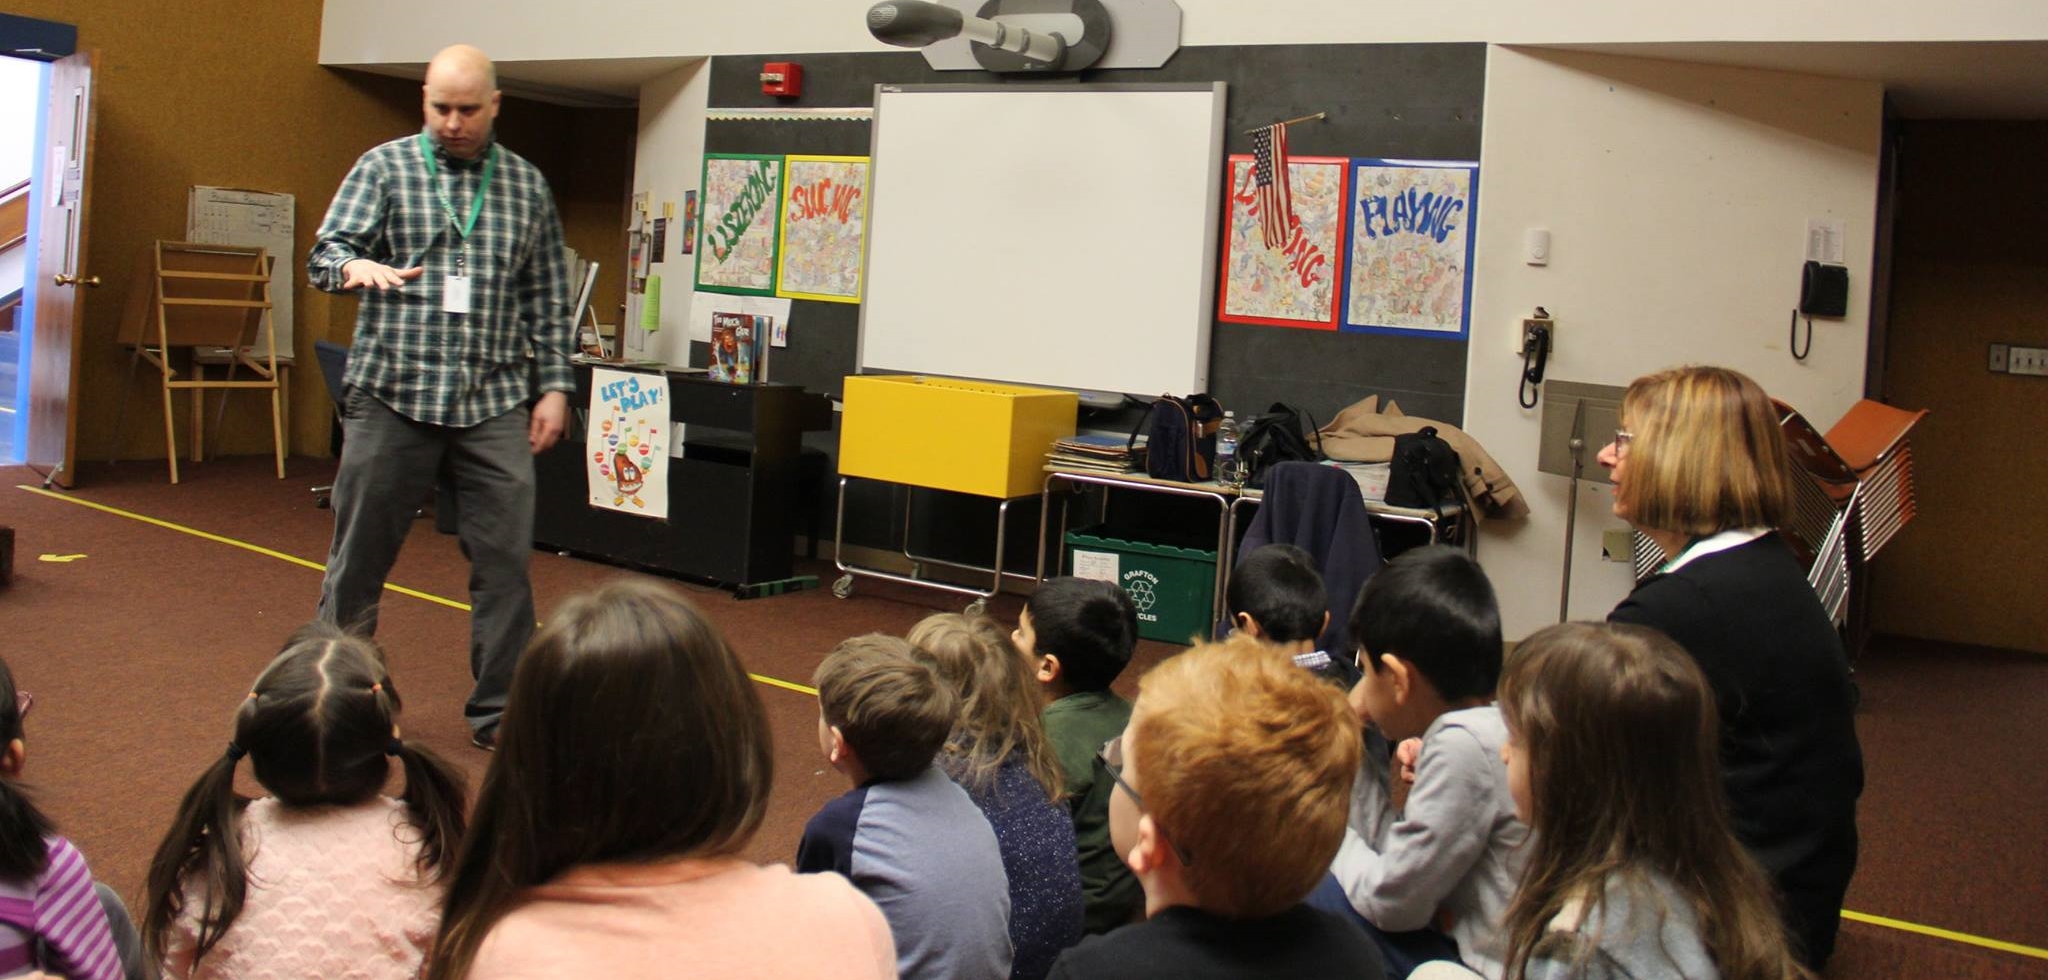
[1840, 909, 2048, 960]
[14, 484, 819, 698]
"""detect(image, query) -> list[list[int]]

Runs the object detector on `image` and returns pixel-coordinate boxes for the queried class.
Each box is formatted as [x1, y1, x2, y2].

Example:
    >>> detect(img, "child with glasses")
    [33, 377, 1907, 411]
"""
[0, 659, 136, 980]
[799, 634, 1013, 980]
[1306, 546, 1528, 979]
[1047, 638, 1383, 980]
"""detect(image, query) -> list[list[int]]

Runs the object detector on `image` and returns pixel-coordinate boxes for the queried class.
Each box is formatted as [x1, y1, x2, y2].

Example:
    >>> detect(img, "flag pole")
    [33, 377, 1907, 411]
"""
[1243, 111, 1325, 134]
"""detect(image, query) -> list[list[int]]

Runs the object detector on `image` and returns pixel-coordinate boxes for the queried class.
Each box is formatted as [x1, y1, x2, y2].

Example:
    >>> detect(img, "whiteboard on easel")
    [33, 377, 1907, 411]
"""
[859, 83, 1226, 397]
[187, 186, 294, 359]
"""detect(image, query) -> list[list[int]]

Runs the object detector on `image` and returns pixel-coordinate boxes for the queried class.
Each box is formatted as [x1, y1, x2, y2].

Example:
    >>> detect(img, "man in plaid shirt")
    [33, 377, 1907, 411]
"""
[308, 44, 572, 750]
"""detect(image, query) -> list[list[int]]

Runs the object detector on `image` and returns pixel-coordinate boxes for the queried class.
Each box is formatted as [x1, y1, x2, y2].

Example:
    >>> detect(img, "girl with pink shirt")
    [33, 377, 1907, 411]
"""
[140, 623, 470, 980]
[424, 579, 896, 980]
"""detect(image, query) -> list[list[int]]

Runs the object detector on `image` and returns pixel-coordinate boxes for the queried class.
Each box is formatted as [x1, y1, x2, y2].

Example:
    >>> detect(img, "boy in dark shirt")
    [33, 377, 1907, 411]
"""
[1047, 639, 1384, 980]
[1015, 577, 1142, 933]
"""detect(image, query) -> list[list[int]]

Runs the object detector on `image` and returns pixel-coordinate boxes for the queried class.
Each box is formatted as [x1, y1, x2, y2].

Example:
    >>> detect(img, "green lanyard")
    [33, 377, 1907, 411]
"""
[417, 132, 498, 243]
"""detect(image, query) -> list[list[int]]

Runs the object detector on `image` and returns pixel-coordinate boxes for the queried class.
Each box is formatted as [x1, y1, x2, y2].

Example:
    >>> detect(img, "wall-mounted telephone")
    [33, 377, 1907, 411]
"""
[1791, 261, 1849, 360]
[1519, 311, 1553, 409]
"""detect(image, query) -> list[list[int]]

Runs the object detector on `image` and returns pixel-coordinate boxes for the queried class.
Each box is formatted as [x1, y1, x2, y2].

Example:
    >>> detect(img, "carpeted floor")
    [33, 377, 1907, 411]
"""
[0, 456, 2042, 978]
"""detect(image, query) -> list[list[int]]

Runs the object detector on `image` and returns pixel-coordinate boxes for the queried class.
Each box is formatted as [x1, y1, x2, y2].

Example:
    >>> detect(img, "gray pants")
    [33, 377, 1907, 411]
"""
[317, 389, 535, 734]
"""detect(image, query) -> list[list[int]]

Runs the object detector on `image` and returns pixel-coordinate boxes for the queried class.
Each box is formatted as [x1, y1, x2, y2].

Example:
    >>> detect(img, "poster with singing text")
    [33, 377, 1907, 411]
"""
[1342, 159, 1478, 339]
[1217, 155, 1349, 330]
[776, 155, 870, 303]
[587, 368, 671, 518]
[694, 154, 784, 296]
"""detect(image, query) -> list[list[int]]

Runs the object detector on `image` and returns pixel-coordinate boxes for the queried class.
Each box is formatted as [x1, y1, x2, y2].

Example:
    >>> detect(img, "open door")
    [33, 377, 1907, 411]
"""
[27, 51, 94, 488]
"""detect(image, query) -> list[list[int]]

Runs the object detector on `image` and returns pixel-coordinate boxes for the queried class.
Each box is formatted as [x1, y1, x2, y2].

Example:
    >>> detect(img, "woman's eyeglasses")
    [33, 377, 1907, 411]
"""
[1098, 736, 1194, 866]
[1613, 428, 1635, 457]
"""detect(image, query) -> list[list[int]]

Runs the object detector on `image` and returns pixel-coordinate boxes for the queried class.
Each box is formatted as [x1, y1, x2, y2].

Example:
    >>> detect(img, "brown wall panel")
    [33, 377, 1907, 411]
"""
[12, 0, 631, 464]
[1870, 121, 2048, 654]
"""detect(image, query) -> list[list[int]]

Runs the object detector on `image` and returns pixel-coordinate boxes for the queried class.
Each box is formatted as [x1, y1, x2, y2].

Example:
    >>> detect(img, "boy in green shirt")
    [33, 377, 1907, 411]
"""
[1015, 577, 1142, 933]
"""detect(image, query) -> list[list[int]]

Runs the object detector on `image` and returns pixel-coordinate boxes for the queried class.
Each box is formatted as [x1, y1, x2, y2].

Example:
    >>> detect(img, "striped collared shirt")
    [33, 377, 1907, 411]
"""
[309, 129, 574, 427]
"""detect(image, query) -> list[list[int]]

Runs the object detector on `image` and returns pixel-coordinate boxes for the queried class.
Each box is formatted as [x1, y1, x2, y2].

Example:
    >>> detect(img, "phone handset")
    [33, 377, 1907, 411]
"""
[1518, 308, 1553, 409]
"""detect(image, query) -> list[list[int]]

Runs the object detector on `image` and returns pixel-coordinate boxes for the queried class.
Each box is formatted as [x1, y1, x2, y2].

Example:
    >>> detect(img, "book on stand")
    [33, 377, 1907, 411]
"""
[709, 312, 771, 383]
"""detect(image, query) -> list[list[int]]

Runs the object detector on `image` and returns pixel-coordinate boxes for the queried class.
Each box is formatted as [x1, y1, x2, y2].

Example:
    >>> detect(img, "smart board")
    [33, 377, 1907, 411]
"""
[859, 83, 1227, 397]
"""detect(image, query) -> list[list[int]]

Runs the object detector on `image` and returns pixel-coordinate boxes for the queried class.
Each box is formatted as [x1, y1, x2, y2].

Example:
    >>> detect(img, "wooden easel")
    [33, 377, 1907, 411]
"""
[114, 241, 286, 484]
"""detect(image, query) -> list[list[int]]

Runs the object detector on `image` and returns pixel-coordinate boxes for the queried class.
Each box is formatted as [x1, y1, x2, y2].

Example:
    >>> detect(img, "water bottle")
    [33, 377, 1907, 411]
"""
[1215, 411, 1241, 487]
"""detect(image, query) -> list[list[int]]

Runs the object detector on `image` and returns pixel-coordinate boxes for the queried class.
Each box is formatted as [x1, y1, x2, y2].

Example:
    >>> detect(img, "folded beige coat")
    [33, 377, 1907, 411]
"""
[1315, 395, 1530, 520]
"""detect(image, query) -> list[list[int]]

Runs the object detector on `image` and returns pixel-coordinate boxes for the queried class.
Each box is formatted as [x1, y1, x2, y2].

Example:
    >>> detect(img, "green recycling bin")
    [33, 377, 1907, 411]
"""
[1063, 527, 1217, 645]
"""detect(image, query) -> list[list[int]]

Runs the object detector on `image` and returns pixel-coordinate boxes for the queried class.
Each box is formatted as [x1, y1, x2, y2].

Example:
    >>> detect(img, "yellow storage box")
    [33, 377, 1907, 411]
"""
[840, 375, 1078, 499]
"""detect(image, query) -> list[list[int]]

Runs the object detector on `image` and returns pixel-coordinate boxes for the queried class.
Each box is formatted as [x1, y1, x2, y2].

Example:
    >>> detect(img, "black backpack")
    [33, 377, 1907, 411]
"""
[1237, 402, 1324, 489]
[1132, 393, 1224, 482]
[1386, 426, 1463, 514]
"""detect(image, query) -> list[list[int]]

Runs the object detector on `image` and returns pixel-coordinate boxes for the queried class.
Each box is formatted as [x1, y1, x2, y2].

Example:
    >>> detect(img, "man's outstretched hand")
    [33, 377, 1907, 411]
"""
[341, 259, 425, 291]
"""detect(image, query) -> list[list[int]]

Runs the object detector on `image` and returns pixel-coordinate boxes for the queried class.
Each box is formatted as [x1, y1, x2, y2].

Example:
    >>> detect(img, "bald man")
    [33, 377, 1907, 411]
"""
[308, 44, 572, 749]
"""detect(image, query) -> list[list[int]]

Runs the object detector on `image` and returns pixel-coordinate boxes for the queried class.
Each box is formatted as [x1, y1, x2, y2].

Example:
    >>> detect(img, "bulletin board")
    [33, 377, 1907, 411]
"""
[858, 83, 1227, 397]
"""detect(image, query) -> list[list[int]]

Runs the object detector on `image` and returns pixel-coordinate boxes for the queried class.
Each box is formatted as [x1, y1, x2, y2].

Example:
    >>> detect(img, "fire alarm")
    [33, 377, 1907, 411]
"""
[761, 62, 803, 97]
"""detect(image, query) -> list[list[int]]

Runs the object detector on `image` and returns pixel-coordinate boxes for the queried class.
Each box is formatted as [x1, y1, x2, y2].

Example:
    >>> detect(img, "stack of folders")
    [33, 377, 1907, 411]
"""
[1048, 432, 1145, 474]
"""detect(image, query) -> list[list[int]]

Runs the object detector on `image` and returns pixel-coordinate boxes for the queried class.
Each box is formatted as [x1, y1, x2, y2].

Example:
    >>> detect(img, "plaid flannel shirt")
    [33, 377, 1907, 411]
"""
[309, 129, 574, 427]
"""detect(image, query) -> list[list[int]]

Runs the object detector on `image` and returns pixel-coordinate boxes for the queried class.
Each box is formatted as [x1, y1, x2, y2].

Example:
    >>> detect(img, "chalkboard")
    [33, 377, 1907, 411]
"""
[859, 83, 1227, 397]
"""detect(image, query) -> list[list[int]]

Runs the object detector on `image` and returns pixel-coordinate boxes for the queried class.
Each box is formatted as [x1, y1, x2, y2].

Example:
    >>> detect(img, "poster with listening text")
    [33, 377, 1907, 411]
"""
[1342, 159, 1478, 339]
[587, 368, 671, 518]
[776, 155, 870, 303]
[694, 154, 784, 296]
[1217, 155, 1349, 329]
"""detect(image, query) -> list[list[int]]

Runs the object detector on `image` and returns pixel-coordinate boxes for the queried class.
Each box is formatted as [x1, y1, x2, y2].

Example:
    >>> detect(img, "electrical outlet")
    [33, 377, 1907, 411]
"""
[1990, 344, 2010, 373]
[2012, 345, 2048, 377]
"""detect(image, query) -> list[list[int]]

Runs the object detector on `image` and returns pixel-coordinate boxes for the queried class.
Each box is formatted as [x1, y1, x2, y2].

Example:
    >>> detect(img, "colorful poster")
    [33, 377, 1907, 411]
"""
[775, 155, 870, 303]
[694, 154, 784, 296]
[1342, 159, 1478, 338]
[587, 367, 671, 518]
[1217, 155, 1349, 330]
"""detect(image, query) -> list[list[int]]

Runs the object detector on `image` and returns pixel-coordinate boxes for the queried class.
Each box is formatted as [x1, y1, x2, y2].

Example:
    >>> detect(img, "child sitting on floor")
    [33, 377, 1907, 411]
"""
[909, 612, 1084, 980]
[1015, 577, 1144, 933]
[1226, 543, 1359, 688]
[800, 633, 1013, 980]
[1046, 638, 1384, 980]
[1308, 545, 1528, 979]
[1413, 622, 1812, 980]
[143, 623, 469, 980]
[0, 655, 135, 980]
[424, 580, 895, 980]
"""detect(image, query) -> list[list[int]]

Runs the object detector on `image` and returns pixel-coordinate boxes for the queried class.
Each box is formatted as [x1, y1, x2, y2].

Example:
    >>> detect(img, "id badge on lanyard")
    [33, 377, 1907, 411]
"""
[419, 133, 496, 316]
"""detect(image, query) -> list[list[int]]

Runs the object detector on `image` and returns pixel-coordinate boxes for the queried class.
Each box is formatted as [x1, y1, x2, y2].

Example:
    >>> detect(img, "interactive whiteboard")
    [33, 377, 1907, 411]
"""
[859, 83, 1227, 397]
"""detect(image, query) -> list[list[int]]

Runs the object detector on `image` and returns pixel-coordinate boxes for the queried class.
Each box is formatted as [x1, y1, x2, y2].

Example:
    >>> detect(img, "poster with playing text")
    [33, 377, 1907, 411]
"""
[694, 154, 784, 296]
[776, 155, 870, 303]
[1217, 155, 1349, 330]
[587, 367, 671, 518]
[1342, 159, 1478, 339]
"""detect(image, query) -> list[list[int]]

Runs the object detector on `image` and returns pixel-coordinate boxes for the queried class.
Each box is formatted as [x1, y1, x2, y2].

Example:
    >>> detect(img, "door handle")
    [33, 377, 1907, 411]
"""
[52, 273, 101, 287]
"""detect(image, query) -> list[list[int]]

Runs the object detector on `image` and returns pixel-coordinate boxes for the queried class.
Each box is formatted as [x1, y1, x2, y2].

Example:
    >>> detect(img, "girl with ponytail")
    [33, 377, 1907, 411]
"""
[142, 623, 468, 980]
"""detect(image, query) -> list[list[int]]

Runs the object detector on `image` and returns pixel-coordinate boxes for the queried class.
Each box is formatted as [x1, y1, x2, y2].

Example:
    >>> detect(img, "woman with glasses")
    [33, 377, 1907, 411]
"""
[1597, 365, 1863, 970]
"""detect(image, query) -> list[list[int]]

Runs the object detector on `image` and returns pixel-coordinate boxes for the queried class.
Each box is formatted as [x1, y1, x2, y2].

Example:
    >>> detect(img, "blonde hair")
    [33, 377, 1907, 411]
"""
[1499, 623, 1811, 980]
[1131, 638, 1360, 917]
[1616, 365, 1793, 536]
[907, 613, 1064, 802]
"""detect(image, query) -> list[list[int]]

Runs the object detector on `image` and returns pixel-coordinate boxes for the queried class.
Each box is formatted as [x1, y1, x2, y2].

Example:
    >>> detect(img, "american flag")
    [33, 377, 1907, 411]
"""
[1250, 121, 1293, 250]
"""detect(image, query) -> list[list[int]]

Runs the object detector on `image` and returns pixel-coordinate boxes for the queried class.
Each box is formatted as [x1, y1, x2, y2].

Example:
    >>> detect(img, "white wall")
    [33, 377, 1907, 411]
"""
[623, 60, 709, 366]
[319, 0, 2048, 65]
[1467, 47, 1881, 638]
